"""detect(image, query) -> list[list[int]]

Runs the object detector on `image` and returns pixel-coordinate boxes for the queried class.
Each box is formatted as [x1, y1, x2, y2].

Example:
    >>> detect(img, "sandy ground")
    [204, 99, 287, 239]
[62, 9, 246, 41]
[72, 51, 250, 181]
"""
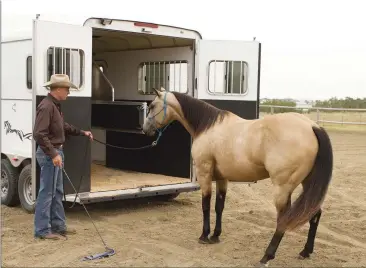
[2, 129, 366, 267]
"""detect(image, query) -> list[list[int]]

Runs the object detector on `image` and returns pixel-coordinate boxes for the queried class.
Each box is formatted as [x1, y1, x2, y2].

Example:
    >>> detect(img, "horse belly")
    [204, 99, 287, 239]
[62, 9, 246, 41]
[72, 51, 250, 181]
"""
[211, 129, 268, 182]
[215, 156, 268, 182]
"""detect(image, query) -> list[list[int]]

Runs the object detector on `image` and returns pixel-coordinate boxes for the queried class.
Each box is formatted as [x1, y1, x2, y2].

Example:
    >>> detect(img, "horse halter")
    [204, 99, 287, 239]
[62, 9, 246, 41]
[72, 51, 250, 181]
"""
[147, 92, 171, 144]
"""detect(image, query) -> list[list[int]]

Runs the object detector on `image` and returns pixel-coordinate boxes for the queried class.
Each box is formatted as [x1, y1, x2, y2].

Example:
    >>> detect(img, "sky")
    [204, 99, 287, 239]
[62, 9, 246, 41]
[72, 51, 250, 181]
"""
[1, 0, 366, 100]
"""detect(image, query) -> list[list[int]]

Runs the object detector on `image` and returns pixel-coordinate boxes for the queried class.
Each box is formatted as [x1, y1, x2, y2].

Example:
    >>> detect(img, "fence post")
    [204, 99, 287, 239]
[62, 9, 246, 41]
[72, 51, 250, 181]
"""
[260, 105, 366, 126]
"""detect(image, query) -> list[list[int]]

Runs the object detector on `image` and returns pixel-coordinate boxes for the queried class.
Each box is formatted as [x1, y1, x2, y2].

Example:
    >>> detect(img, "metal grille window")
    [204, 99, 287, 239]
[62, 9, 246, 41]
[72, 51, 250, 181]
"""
[208, 60, 248, 95]
[26, 56, 32, 89]
[138, 60, 188, 94]
[46, 46, 85, 89]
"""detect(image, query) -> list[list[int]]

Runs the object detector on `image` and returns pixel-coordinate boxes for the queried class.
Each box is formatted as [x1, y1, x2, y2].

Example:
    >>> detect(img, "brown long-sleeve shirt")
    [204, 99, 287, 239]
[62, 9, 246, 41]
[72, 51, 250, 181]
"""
[33, 93, 85, 158]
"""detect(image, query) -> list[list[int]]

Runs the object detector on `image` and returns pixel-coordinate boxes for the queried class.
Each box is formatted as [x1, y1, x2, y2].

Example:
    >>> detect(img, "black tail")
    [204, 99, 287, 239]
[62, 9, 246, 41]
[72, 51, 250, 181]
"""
[278, 126, 333, 231]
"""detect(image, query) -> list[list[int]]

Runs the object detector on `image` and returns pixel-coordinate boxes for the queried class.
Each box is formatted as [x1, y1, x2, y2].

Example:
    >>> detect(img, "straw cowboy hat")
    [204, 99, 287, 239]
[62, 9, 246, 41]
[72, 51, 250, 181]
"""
[43, 74, 78, 90]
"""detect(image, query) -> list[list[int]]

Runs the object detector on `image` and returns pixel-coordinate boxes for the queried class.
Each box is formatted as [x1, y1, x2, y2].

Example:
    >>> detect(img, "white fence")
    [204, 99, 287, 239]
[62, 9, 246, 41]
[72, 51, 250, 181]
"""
[259, 105, 366, 126]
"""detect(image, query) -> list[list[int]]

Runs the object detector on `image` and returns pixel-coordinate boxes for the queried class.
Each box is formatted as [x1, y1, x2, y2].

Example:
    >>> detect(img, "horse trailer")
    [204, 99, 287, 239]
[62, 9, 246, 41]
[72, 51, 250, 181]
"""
[0, 17, 261, 213]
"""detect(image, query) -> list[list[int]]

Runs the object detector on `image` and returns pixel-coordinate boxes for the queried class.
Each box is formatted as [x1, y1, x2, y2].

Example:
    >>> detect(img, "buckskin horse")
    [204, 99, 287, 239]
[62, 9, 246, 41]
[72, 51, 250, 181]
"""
[142, 87, 333, 267]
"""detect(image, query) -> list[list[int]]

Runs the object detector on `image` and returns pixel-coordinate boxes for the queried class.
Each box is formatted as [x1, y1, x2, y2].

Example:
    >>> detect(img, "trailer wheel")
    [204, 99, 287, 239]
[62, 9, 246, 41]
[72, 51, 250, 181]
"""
[18, 164, 35, 213]
[1, 158, 20, 206]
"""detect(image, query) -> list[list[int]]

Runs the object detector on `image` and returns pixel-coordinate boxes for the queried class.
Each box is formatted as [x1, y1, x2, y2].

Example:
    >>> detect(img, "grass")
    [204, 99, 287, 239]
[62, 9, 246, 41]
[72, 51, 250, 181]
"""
[259, 110, 366, 134]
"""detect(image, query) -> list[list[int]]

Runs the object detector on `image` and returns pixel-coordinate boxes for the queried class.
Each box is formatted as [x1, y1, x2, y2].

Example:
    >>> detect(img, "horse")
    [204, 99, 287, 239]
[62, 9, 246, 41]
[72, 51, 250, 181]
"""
[142, 87, 333, 267]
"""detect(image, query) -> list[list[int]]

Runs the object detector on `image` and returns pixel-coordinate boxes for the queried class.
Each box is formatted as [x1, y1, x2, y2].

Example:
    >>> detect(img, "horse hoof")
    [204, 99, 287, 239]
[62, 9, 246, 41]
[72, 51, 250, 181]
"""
[255, 262, 269, 268]
[198, 237, 211, 244]
[298, 250, 310, 259]
[209, 235, 220, 244]
[298, 254, 310, 260]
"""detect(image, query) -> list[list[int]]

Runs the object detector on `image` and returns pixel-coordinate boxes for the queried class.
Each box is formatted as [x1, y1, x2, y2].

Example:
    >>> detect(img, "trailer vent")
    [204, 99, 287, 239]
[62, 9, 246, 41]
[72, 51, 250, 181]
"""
[46, 46, 85, 90]
[138, 60, 188, 95]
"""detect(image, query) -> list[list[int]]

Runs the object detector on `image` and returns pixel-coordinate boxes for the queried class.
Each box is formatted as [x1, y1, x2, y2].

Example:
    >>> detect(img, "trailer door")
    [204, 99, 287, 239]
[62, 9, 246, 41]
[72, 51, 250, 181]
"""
[196, 40, 261, 119]
[31, 19, 92, 202]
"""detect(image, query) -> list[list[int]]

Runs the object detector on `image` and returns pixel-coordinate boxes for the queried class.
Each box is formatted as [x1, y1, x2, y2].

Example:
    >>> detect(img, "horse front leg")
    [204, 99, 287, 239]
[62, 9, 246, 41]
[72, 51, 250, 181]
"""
[209, 179, 228, 243]
[195, 163, 213, 244]
[198, 190, 212, 244]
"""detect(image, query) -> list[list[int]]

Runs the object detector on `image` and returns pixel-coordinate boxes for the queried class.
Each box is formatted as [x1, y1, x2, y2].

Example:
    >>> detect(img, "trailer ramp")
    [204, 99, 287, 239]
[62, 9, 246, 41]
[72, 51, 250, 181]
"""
[64, 182, 200, 204]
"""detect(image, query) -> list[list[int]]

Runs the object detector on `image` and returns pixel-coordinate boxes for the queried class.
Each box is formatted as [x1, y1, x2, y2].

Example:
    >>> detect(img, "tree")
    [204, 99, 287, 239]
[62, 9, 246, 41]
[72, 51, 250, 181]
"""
[261, 99, 297, 113]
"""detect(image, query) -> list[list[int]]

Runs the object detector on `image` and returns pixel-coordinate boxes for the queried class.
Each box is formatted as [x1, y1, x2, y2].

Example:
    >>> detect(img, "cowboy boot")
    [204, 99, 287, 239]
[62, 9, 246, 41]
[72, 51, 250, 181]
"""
[56, 227, 77, 237]
[37, 233, 64, 240]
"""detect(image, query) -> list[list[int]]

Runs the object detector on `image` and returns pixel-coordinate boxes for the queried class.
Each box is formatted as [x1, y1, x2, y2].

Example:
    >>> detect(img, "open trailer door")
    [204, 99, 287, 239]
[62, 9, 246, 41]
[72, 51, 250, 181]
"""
[196, 40, 261, 119]
[31, 19, 92, 204]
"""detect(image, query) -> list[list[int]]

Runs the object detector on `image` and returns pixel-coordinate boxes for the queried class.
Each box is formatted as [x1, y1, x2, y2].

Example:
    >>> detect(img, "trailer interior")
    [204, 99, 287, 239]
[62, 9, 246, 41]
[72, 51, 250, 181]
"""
[87, 24, 196, 192]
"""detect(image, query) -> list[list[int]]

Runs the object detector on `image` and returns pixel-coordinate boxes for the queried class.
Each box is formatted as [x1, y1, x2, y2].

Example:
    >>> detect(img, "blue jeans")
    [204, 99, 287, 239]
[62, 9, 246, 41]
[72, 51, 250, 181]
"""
[34, 146, 66, 237]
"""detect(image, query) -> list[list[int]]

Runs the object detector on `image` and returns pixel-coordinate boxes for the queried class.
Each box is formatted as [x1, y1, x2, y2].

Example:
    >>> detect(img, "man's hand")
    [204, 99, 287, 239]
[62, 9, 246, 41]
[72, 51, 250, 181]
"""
[83, 131, 93, 140]
[52, 154, 63, 167]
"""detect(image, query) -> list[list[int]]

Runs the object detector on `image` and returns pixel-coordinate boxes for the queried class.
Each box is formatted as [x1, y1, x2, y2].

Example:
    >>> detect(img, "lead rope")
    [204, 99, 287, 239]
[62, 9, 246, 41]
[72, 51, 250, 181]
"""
[59, 94, 170, 260]
[61, 166, 115, 261]
[92, 92, 170, 150]
[92, 123, 169, 149]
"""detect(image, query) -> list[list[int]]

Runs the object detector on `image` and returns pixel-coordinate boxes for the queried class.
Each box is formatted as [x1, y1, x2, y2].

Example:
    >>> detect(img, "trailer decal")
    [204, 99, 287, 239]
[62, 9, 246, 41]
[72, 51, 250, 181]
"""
[4, 121, 32, 141]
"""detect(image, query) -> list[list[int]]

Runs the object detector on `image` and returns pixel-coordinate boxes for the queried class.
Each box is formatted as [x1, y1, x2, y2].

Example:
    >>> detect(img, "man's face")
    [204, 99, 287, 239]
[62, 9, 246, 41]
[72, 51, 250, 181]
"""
[56, 87, 70, 100]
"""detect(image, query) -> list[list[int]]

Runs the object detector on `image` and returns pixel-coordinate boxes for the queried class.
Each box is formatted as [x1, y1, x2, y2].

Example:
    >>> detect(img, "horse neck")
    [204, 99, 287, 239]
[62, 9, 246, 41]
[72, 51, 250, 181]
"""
[171, 92, 227, 139]
[173, 113, 196, 137]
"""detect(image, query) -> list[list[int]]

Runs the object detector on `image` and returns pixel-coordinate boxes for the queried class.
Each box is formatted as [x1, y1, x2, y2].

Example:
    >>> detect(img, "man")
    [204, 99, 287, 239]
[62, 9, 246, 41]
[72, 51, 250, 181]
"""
[33, 74, 93, 240]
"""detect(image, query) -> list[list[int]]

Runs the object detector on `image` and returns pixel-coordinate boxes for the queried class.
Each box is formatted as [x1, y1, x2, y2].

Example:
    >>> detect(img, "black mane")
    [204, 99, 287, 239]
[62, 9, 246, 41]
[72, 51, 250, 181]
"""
[172, 92, 228, 136]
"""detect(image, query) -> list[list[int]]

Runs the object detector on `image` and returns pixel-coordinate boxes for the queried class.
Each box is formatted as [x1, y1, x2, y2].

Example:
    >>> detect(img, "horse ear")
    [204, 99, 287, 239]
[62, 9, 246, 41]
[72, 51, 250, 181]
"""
[152, 88, 161, 97]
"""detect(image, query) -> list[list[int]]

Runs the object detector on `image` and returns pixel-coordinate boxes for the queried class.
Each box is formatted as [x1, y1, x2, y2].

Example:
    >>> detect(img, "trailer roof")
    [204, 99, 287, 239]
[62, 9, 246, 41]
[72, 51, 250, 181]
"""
[1, 31, 32, 43]
[83, 17, 203, 39]
[1, 17, 203, 43]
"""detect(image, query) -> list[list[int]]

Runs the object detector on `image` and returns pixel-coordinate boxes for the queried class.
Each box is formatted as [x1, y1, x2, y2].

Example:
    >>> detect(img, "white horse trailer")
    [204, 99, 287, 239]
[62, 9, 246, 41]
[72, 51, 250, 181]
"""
[0, 17, 261, 213]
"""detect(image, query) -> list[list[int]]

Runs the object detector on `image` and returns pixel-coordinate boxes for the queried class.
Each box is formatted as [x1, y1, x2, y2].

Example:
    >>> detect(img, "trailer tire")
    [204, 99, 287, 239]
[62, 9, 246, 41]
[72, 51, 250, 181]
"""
[1, 158, 20, 206]
[18, 164, 35, 213]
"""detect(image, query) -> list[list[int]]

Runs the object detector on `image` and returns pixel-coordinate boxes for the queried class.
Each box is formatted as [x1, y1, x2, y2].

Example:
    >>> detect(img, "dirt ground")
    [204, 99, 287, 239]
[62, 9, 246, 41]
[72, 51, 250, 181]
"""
[2, 129, 366, 267]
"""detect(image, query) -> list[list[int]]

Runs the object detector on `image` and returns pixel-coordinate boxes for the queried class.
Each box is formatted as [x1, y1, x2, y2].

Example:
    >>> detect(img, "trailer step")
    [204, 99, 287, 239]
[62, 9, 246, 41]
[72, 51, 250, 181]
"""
[63, 182, 200, 204]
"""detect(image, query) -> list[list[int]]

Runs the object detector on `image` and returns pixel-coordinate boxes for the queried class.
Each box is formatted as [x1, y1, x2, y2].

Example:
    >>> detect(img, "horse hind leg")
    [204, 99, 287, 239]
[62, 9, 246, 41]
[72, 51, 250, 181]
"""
[297, 179, 323, 259]
[298, 208, 322, 259]
[209, 178, 228, 244]
[257, 185, 292, 267]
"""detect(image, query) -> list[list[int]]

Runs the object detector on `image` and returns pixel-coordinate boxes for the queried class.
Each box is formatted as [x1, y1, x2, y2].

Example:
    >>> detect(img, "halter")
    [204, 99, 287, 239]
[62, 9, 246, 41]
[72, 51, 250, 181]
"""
[147, 92, 172, 145]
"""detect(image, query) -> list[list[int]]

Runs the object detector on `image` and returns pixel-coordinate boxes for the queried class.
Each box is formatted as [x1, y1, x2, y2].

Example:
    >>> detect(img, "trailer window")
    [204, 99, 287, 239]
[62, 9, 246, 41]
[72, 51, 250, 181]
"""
[26, 56, 32, 89]
[208, 60, 248, 95]
[138, 61, 188, 94]
[46, 47, 85, 89]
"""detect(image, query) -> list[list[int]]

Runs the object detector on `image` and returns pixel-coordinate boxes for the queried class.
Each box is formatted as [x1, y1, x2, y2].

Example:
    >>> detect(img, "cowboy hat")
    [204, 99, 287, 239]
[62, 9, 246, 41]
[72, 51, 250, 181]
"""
[43, 74, 78, 90]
